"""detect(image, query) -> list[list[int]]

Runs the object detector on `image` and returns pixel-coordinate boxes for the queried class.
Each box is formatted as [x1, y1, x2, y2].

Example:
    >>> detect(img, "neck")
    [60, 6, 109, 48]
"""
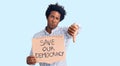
[46, 26, 52, 34]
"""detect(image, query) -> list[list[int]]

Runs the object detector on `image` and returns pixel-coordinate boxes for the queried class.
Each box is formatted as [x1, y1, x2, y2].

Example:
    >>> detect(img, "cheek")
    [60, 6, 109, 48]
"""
[48, 18, 51, 22]
[47, 19, 52, 24]
[55, 22, 59, 26]
[47, 16, 52, 21]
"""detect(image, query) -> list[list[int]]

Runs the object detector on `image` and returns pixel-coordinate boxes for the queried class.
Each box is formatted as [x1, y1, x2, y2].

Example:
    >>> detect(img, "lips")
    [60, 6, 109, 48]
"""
[51, 24, 55, 27]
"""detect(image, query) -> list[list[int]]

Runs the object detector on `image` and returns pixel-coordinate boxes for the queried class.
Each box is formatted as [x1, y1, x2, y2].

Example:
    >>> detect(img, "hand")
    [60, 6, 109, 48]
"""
[68, 23, 79, 42]
[26, 56, 36, 65]
[68, 24, 79, 37]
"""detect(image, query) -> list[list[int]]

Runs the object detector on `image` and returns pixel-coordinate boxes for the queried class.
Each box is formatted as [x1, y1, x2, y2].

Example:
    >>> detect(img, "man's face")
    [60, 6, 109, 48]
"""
[47, 11, 61, 29]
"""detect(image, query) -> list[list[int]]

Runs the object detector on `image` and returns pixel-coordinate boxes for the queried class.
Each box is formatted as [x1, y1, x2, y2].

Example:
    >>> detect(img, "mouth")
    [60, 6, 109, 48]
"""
[48, 24, 56, 29]
[51, 23, 56, 27]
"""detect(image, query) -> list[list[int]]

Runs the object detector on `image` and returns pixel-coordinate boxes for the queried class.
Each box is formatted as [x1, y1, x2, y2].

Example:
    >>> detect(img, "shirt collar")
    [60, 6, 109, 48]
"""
[44, 26, 59, 35]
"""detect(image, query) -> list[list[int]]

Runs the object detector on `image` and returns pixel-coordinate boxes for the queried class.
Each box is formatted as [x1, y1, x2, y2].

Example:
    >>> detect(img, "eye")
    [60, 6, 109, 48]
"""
[56, 17, 60, 20]
[50, 15, 54, 18]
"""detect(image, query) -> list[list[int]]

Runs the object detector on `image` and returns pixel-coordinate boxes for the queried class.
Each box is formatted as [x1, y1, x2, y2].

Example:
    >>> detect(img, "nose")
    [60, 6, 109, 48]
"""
[52, 18, 56, 23]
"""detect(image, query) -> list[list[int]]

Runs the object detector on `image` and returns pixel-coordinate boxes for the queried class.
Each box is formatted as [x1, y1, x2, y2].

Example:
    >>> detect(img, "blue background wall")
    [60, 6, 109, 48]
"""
[0, 0, 120, 66]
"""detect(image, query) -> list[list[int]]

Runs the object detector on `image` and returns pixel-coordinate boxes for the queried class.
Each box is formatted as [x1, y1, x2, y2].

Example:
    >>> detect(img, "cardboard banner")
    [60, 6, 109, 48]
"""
[32, 35, 66, 64]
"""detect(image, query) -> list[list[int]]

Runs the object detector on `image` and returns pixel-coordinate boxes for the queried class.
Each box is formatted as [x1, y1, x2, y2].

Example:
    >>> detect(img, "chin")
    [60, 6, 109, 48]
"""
[51, 26, 57, 29]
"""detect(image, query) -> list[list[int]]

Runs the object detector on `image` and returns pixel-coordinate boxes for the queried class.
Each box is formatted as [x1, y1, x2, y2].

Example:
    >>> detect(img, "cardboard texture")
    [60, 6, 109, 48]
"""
[32, 35, 66, 64]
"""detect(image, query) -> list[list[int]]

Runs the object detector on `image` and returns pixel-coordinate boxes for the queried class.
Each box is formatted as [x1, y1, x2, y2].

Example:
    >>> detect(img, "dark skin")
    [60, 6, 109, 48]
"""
[27, 11, 79, 65]
[46, 11, 61, 34]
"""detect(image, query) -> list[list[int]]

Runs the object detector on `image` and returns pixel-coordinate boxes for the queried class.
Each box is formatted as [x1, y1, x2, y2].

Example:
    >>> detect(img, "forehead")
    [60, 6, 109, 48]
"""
[50, 11, 61, 17]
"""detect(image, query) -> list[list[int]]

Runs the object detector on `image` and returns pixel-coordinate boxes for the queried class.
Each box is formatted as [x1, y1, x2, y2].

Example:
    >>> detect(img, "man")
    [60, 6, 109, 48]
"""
[27, 3, 79, 66]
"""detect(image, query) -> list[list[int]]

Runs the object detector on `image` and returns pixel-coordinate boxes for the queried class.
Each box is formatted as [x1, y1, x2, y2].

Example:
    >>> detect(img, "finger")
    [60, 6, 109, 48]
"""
[69, 26, 77, 31]
[68, 30, 74, 36]
[71, 24, 79, 29]
[68, 28, 75, 34]
[69, 27, 77, 33]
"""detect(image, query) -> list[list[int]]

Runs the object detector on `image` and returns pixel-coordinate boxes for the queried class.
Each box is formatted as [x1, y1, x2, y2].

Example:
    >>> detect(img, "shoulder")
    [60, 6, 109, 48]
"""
[33, 30, 45, 38]
[57, 26, 68, 32]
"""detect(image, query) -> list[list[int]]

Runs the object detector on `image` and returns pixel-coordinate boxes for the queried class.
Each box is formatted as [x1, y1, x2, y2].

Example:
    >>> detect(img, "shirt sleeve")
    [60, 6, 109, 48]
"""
[29, 48, 33, 55]
[63, 27, 72, 39]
